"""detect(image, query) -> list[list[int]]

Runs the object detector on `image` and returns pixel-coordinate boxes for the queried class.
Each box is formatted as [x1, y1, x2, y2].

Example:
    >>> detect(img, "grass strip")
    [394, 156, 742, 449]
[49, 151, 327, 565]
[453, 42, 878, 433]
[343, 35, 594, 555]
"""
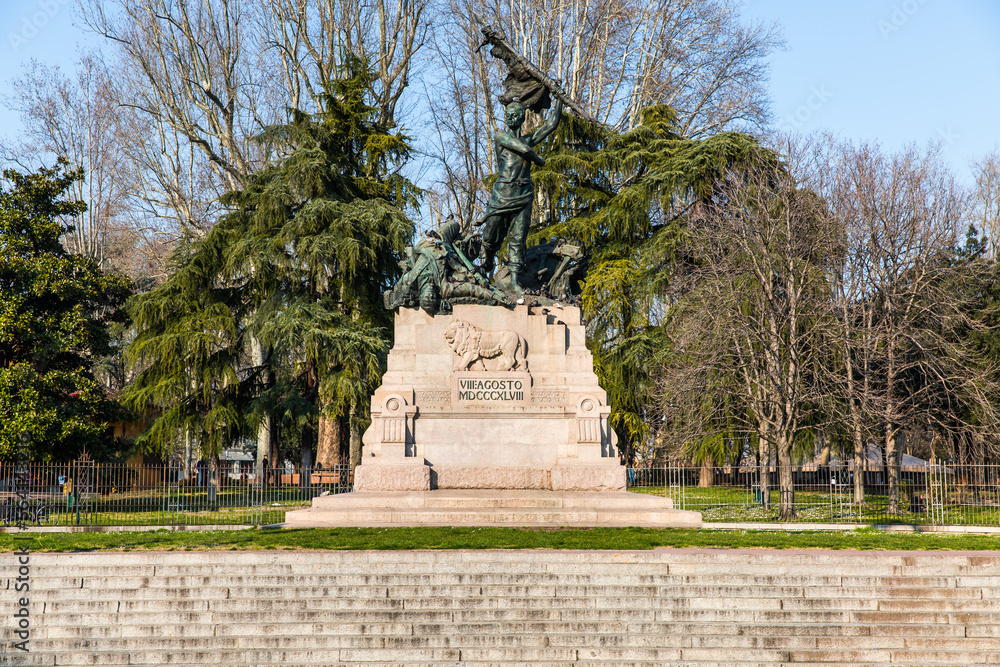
[1, 526, 999, 552]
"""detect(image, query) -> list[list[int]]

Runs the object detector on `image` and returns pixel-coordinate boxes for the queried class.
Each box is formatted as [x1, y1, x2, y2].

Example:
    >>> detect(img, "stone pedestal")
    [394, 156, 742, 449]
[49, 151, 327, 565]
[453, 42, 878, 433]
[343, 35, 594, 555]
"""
[355, 304, 624, 491]
[285, 303, 700, 528]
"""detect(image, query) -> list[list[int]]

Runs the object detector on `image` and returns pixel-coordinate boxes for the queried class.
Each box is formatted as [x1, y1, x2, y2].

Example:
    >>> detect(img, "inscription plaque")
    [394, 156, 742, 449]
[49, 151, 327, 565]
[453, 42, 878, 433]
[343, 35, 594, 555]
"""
[451, 371, 532, 405]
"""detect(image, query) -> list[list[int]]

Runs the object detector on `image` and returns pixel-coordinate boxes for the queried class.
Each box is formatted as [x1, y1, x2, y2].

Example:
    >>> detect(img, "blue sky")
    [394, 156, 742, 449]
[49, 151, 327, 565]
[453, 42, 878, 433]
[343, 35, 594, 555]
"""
[2, 0, 999, 183]
[743, 0, 1000, 181]
[0, 1, 100, 139]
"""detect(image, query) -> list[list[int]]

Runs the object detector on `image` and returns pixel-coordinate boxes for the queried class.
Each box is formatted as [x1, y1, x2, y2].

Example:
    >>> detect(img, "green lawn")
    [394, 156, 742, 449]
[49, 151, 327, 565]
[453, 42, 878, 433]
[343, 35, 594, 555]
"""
[13, 485, 1000, 529]
[2, 526, 1000, 552]
[13, 487, 325, 527]
[30, 508, 291, 527]
[631, 486, 1000, 526]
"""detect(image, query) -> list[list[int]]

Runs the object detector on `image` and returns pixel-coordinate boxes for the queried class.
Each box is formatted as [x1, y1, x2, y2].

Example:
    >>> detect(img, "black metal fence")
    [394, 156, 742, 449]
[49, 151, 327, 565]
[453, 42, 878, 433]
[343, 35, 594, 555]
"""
[0, 462, 351, 528]
[628, 463, 1000, 526]
[6, 461, 1000, 528]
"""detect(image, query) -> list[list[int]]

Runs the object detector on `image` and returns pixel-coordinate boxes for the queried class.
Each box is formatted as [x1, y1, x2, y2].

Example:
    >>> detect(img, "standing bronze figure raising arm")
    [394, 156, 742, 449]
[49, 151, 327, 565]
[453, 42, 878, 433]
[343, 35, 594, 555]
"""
[477, 98, 563, 292]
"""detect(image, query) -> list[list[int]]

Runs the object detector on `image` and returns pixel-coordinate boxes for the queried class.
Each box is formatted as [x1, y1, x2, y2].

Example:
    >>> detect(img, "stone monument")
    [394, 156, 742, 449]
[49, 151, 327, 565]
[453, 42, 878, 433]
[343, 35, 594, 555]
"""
[352, 302, 624, 493]
[284, 17, 699, 528]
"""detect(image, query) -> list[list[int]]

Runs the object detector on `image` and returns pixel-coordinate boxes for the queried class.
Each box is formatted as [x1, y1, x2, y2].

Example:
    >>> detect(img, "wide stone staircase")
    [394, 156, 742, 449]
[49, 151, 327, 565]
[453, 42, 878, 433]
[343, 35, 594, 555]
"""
[4, 549, 1000, 666]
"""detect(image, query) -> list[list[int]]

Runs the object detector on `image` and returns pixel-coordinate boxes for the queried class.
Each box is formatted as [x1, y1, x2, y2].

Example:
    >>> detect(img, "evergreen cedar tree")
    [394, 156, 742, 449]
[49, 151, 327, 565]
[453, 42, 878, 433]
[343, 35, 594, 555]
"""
[125, 58, 419, 459]
[531, 105, 771, 461]
[0, 160, 131, 461]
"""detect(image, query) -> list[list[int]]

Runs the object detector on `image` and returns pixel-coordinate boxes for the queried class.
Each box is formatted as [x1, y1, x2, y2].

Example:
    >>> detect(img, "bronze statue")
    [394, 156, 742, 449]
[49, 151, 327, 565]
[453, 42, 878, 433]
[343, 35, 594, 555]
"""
[494, 237, 585, 302]
[383, 222, 513, 316]
[474, 13, 598, 123]
[477, 98, 562, 293]
[382, 16, 596, 315]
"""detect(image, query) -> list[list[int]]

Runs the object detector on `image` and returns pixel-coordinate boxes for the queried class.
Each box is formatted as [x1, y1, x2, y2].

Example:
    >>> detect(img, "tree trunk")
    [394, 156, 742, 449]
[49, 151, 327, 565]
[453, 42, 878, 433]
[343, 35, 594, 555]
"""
[349, 402, 364, 471]
[316, 414, 350, 468]
[842, 298, 868, 505]
[208, 456, 219, 504]
[315, 414, 341, 468]
[698, 460, 714, 488]
[183, 428, 192, 481]
[851, 412, 866, 505]
[250, 336, 274, 471]
[256, 414, 271, 474]
[269, 417, 279, 471]
[337, 416, 349, 463]
[758, 437, 771, 509]
[818, 438, 831, 466]
[300, 425, 314, 488]
[777, 433, 796, 521]
[886, 426, 903, 514]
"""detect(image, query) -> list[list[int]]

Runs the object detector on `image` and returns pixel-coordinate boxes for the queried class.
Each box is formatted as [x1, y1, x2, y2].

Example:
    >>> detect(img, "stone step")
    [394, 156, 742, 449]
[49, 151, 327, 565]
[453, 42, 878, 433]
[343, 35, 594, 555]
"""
[36, 620, 976, 643]
[22, 645, 1000, 666]
[24, 550, 996, 563]
[17, 662, 993, 667]
[27, 576, 988, 597]
[39, 648, 580, 664]
[31, 608, 924, 625]
[27, 573, 982, 593]
[30, 563, 988, 581]
[285, 489, 699, 528]
[282, 507, 696, 527]
[8, 549, 1000, 666]
[27, 596, 998, 612]
[47, 631, 997, 651]
[38, 584, 980, 604]
[113, 664, 693, 667]
[27, 570, 979, 587]
[36, 566, 955, 582]
[28, 611, 997, 634]
[21, 555, 998, 576]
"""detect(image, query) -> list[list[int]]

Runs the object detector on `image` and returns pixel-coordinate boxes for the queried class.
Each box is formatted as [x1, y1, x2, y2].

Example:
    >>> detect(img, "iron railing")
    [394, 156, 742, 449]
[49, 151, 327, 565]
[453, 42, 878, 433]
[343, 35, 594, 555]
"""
[0, 463, 351, 528]
[628, 463, 1000, 526]
[6, 461, 1000, 528]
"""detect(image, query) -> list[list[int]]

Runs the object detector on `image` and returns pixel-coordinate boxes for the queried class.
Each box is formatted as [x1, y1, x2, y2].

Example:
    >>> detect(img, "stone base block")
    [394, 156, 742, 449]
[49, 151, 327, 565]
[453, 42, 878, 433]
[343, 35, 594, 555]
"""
[353, 463, 431, 491]
[551, 464, 626, 491]
[283, 489, 701, 528]
[432, 466, 550, 490]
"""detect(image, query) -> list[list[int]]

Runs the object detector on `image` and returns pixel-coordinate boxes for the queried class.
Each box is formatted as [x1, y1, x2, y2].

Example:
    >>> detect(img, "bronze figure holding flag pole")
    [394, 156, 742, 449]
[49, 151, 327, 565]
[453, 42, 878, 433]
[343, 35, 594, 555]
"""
[477, 97, 562, 292]
[472, 13, 595, 292]
[382, 14, 595, 313]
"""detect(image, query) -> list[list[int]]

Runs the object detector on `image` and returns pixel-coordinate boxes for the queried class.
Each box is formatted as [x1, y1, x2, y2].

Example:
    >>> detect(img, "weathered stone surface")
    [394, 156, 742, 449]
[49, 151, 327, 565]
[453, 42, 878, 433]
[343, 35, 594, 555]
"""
[431, 466, 550, 489]
[354, 304, 624, 490]
[18, 549, 1000, 664]
[354, 464, 430, 492]
[551, 465, 626, 491]
[284, 489, 699, 528]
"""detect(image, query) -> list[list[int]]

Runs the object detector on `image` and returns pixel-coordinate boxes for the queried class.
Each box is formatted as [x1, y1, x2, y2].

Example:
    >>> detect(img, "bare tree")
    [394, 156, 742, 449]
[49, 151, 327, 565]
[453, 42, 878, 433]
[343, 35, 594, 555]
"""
[2, 56, 133, 270]
[78, 0, 283, 469]
[259, 0, 429, 126]
[972, 151, 1000, 260]
[79, 0, 431, 229]
[78, 0, 430, 470]
[255, 0, 429, 469]
[425, 5, 504, 230]
[659, 153, 838, 520]
[773, 132, 883, 505]
[479, 0, 780, 134]
[826, 142, 1000, 513]
[426, 0, 781, 231]
[79, 0, 276, 191]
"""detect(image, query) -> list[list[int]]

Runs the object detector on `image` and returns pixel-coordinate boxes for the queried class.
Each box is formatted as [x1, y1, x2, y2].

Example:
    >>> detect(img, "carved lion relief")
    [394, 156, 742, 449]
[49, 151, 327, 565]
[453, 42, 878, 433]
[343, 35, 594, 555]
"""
[444, 319, 528, 372]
